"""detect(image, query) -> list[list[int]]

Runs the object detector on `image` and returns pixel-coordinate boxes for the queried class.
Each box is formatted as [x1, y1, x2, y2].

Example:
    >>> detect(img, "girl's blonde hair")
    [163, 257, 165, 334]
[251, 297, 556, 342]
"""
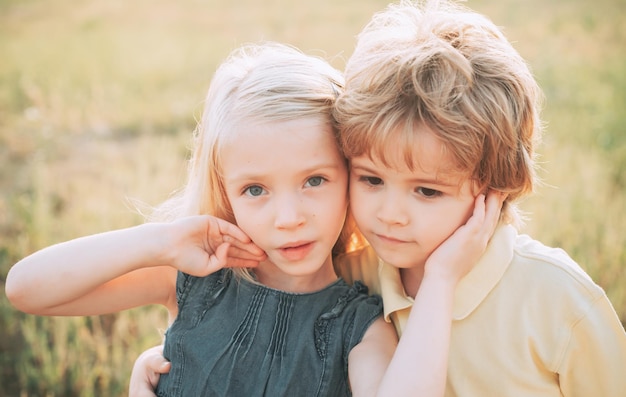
[334, 0, 543, 225]
[153, 42, 364, 278]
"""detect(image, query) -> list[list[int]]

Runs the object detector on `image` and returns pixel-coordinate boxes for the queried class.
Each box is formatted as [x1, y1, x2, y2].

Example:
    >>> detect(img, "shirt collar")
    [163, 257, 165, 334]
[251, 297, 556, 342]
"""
[378, 224, 516, 322]
[378, 259, 413, 323]
[452, 224, 515, 319]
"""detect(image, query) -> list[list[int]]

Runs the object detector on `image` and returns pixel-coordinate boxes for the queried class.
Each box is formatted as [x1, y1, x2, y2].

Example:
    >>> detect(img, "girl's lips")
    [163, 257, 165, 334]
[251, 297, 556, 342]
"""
[278, 242, 315, 261]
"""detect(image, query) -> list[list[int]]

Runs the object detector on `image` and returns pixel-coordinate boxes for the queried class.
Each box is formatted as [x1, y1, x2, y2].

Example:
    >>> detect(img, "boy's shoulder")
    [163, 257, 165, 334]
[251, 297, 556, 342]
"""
[513, 234, 594, 281]
[510, 233, 605, 300]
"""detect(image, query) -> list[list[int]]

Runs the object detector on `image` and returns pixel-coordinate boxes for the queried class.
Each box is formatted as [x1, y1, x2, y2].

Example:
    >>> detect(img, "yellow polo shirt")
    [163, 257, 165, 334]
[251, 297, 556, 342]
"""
[336, 225, 626, 397]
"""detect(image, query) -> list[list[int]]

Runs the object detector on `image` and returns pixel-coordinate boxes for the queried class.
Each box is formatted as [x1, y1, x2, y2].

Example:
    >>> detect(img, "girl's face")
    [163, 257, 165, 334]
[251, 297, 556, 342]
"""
[349, 124, 478, 271]
[221, 117, 349, 292]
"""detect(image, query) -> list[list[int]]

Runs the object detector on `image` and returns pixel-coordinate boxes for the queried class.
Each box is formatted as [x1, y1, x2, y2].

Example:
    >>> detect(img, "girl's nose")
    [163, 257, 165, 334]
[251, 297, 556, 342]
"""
[274, 194, 306, 229]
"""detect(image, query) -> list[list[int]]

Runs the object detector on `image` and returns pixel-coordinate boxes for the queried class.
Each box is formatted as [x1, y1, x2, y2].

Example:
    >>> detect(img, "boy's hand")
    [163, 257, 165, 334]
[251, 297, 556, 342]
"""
[424, 190, 505, 284]
[129, 345, 170, 397]
[165, 215, 267, 277]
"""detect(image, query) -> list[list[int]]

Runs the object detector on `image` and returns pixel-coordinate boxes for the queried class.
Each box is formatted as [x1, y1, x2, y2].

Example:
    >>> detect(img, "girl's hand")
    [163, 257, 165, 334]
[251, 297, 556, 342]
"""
[165, 215, 266, 277]
[424, 190, 505, 284]
[129, 345, 170, 397]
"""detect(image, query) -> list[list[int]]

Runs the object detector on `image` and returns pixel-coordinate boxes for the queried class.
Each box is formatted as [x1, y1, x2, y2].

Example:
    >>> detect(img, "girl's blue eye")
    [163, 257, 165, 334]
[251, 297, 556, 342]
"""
[305, 176, 325, 187]
[244, 185, 265, 196]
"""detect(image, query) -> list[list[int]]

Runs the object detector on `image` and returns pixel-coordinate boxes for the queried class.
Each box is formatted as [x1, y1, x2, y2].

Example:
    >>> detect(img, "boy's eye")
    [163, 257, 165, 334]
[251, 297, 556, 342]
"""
[305, 176, 325, 187]
[244, 185, 265, 197]
[417, 187, 441, 198]
[359, 176, 383, 186]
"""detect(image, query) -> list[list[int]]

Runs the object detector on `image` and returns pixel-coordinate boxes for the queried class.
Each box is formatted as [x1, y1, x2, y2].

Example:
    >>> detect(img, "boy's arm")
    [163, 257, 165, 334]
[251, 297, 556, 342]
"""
[5, 215, 265, 316]
[559, 296, 626, 396]
[129, 345, 170, 397]
[348, 317, 398, 397]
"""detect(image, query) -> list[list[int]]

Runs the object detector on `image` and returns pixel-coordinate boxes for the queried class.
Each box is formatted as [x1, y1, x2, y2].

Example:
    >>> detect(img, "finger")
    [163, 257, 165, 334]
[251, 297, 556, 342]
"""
[224, 243, 265, 268]
[215, 242, 230, 263]
[473, 193, 487, 220]
[217, 218, 252, 242]
[149, 355, 171, 374]
[460, 193, 497, 249]
[215, 218, 258, 245]
[223, 235, 265, 260]
[225, 244, 267, 261]
[206, 217, 264, 256]
[138, 345, 170, 373]
[484, 190, 504, 231]
[206, 242, 231, 272]
[463, 194, 486, 232]
[129, 346, 170, 397]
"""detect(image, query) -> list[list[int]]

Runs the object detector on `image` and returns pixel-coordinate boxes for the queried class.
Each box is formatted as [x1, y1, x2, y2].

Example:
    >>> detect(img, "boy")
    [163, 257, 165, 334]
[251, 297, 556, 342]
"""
[334, 0, 626, 396]
[132, 1, 626, 395]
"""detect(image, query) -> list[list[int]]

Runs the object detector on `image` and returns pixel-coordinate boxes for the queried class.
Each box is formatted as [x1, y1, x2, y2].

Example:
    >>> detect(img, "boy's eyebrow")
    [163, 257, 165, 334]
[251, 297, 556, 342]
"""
[350, 162, 459, 187]
[349, 162, 379, 174]
[411, 177, 458, 187]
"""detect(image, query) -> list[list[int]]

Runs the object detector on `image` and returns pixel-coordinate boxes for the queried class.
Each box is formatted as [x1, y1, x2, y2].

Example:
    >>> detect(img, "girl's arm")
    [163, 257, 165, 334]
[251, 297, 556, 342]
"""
[5, 215, 265, 317]
[349, 192, 504, 397]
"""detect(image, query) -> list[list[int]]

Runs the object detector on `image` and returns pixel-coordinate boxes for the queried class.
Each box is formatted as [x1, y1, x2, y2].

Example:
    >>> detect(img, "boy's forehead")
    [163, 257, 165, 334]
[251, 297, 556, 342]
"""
[360, 124, 460, 175]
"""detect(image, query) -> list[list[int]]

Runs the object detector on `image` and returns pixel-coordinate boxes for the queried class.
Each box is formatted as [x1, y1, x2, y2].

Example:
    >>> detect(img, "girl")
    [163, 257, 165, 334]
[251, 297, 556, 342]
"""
[6, 42, 498, 396]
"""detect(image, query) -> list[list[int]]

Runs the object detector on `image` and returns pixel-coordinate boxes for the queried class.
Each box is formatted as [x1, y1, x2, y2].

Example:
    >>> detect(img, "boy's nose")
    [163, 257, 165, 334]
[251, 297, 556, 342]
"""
[376, 191, 409, 226]
[274, 195, 306, 229]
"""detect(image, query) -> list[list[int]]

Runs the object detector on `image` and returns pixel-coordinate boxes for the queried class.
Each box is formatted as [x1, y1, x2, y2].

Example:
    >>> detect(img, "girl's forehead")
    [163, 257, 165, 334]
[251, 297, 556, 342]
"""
[220, 117, 345, 172]
[228, 116, 333, 142]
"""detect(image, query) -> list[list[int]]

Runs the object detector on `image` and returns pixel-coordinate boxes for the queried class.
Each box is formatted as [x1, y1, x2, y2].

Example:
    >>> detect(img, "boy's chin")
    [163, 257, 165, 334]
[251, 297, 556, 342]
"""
[375, 248, 425, 269]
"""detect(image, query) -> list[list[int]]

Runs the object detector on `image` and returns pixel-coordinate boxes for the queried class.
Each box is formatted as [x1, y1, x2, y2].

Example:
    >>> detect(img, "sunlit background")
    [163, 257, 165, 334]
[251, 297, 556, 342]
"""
[1, 0, 624, 395]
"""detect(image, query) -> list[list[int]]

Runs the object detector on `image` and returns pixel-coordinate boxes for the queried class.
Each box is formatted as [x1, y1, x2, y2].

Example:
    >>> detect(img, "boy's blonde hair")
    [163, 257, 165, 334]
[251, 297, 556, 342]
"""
[334, 0, 543, 224]
[153, 42, 363, 277]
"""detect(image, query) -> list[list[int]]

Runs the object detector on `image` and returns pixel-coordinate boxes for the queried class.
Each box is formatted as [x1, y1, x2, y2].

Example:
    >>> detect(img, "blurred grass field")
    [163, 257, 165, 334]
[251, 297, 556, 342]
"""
[1, 0, 624, 395]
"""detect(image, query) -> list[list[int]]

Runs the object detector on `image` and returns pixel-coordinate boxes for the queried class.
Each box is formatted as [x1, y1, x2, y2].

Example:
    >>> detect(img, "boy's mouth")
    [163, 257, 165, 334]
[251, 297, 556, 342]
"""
[376, 234, 409, 244]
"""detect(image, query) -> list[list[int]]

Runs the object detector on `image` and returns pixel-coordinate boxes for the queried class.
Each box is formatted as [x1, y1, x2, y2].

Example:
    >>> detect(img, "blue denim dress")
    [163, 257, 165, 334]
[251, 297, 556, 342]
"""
[156, 269, 382, 397]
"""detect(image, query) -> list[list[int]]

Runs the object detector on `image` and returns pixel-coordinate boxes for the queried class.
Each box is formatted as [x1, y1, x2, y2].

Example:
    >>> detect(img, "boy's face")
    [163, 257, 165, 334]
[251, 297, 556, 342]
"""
[349, 124, 478, 270]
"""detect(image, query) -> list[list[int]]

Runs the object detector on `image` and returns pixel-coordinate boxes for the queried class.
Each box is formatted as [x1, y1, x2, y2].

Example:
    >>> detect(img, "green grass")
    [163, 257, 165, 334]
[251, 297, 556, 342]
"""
[1, 0, 624, 395]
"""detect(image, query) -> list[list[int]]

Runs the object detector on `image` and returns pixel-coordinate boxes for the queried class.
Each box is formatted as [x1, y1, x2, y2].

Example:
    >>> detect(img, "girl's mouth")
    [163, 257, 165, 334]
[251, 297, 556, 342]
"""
[278, 242, 314, 261]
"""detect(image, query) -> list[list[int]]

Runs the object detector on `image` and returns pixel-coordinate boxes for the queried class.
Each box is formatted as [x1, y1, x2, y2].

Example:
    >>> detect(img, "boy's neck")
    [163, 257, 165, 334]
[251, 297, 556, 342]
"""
[400, 266, 425, 298]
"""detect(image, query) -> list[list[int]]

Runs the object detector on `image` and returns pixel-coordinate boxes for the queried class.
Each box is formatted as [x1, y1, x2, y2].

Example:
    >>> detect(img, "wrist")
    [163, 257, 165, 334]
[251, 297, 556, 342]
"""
[423, 256, 472, 287]
[420, 270, 461, 292]
[137, 222, 178, 268]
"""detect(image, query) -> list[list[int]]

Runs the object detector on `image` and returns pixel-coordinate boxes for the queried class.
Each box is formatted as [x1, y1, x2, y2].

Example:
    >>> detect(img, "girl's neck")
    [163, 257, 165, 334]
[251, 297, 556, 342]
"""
[400, 265, 425, 298]
[253, 260, 338, 294]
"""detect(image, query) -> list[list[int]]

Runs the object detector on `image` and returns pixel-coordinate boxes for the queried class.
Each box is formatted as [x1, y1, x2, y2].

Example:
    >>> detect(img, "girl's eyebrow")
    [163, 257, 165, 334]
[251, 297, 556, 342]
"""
[227, 161, 343, 182]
